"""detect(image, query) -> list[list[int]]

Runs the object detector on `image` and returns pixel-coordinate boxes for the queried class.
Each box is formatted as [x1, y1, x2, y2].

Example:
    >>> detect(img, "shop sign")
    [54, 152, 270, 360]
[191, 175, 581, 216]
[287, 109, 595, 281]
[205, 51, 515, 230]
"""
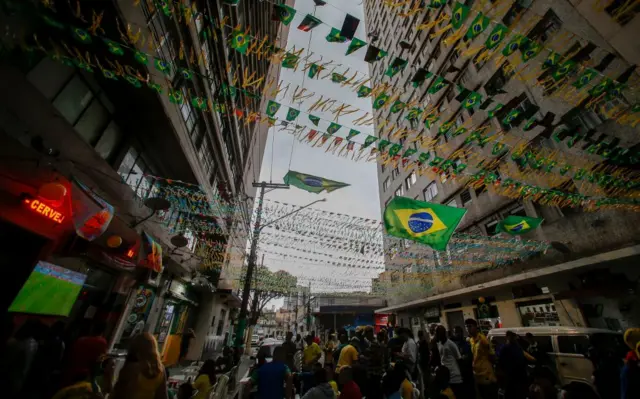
[24, 198, 65, 223]
[375, 314, 389, 326]
[424, 306, 440, 318]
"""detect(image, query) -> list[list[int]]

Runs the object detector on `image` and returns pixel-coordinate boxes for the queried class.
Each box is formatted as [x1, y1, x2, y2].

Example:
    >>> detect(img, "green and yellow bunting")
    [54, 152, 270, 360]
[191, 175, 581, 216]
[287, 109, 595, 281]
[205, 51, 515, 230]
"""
[424, 112, 440, 129]
[606, 82, 626, 100]
[385, 58, 408, 78]
[552, 60, 576, 81]
[427, 76, 448, 94]
[378, 139, 391, 152]
[462, 91, 482, 109]
[391, 100, 406, 113]
[286, 108, 300, 121]
[496, 215, 543, 235]
[406, 108, 423, 121]
[403, 148, 418, 158]
[101, 69, 118, 80]
[357, 85, 372, 97]
[453, 126, 467, 137]
[71, 27, 92, 44]
[429, 0, 446, 8]
[573, 69, 598, 89]
[266, 100, 281, 117]
[438, 121, 454, 136]
[230, 28, 249, 54]
[384, 197, 467, 251]
[169, 90, 183, 104]
[589, 78, 613, 96]
[418, 153, 431, 164]
[521, 41, 542, 62]
[346, 129, 361, 140]
[42, 14, 65, 29]
[451, 2, 471, 30]
[191, 97, 208, 111]
[179, 68, 193, 80]
[272, 4, 296, 26]
[346, 38, 367, 55]
[373, 92, 390, 110]
[542, 52, 560, 69]
[465, 13, 490, 40]
[523, 118, 537, 131]
[502, 34, 526, 56]
[282, 52, 299, 69]
[488, 103, 504, 118]
[362, 135, 378, 148]
[309, 115, 320, 126]
[388, 144, 402, 157]
[485, 24, 508, 50]
[283, 171, 349, 194]
[502, 108, 522, 125]
[308, 63, 322, 78]
[327, 123, 342, 135]
[331, 73, 347, 83]
[103, 39, 124, 56]
[326, 27, 347, 43]
[134, 51, 149, 65]
[154, 58, 171, 75]
[148, 82, 163, 94]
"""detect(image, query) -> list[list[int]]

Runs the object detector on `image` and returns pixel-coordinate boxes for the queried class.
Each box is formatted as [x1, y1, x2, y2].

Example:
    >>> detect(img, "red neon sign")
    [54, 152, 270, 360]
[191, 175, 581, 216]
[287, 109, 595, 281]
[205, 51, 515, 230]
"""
[24, 198, 66, 224]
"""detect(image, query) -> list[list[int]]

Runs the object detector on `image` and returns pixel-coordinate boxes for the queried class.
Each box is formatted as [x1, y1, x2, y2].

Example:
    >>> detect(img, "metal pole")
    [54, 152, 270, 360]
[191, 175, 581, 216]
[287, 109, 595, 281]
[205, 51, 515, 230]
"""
[306, 282, 311, 332]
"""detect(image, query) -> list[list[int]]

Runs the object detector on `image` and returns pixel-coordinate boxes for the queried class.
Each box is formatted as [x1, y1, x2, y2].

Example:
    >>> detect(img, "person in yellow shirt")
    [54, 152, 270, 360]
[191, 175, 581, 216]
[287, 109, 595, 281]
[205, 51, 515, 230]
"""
[303, 335, 323, 371]
[192, 359, 216, 399]
[324, 334, 337, 368]
[465, 318, 497, 399]
[336, 337, 359, 373]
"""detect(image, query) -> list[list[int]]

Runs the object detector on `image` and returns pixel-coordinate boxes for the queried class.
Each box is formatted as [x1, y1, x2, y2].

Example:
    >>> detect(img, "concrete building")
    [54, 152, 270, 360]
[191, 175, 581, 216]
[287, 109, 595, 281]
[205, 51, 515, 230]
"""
[311, 293, 387, 336]
[364, 1, 640, 333]
[0, 0, 290, 365]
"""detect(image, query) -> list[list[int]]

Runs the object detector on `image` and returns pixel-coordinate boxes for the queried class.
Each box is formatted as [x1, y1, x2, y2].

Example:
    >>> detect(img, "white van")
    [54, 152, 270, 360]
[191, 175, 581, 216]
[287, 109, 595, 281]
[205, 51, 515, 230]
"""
[487, 327, 625, 393]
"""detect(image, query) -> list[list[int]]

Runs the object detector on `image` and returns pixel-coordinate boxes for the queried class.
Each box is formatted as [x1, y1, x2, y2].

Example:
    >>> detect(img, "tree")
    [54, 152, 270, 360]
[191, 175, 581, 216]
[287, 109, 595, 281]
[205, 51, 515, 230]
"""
[246, 266, 297, 325]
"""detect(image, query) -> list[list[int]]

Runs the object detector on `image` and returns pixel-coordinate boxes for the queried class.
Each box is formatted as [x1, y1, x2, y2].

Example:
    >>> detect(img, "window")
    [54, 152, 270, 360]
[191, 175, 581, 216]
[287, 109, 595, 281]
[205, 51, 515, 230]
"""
[423, 182, 438, 201]
[510, 206, 527, 217]
[502, 0, 528, 27]
[118, 147, 153, 198]
[381, 163, 386, 173]
[432, 43, 441, 61]
[527, 10, 562, 43]
[27, 58, 74, 100]
[461, 189, 473, 207]
[405, 171, 417, 190]
[447, 199, 458, 207]
[395, 185, 404, 197]
[183, 228, 198, 252]
[94, 122, 123, 162]
[484, 220, 499, 235]
[53, 76, 94, 124]
[606, 0, 640, 26]
[75, 100, 110, 145]
[392, 167, 400, 179]
[485, 61, 515, 96]
[383, 177, 390, 192]
[557, 335, 590, 355]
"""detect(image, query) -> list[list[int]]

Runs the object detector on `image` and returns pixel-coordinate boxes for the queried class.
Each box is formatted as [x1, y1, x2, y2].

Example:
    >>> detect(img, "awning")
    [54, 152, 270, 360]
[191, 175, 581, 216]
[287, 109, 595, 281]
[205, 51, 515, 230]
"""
[375, 245, 640, 314]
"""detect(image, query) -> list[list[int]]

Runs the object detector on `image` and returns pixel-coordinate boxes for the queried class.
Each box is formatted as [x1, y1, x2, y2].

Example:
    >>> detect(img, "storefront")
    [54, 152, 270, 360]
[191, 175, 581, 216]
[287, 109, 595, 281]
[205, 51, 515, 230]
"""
[515, 298, 561, 327]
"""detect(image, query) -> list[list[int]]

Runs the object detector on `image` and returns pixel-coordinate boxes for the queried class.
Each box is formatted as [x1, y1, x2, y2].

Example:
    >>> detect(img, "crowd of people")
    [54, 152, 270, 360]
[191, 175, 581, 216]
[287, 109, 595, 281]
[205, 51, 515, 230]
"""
[247, 322, 640, 399]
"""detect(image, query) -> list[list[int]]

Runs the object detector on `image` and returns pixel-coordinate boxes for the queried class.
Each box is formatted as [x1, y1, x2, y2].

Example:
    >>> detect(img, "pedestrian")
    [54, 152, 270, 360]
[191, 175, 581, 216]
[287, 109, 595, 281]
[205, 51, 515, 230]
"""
[192, 359, 217, 399]
[435, 325, 464, 399]
[282, 331, 298, 372]
[360, 331, 385, 399]
[528, 366, 558, 399]
[62, 321, 109, 388]
[324, 334, 337, 369]
[465, 319, 497, 399]
[27, 320, 66, 398]
[433, 366, 456, 399]
[304, 335, 323, 371]
[621, 329, 640, 399]
[249, 346, 293, 399]
[312, 331, 321, 345]
[417, 330, 431, 392]
[296, 334, 305, 351]
[298, 362, 324, 395]
[450, 326, 473, 399]
[399, 328, 418, 378]
[381, 361, 413, 399]
[111, 332, 168, 399]
[1, 318, 42, 398]
[338, 366, 362, 399]
[302, 367, 336, 399]
[333, 334, 349, 369]
[179, 328, 196, 362]
[496, 331, 528, 399]
[336, 337, 360, 373]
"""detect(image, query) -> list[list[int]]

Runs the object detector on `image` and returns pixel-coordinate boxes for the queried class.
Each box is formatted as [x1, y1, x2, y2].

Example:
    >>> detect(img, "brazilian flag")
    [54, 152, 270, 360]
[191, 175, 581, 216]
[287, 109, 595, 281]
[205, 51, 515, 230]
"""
[346, 129, 361, 140]
[71, 27, 92, 44]
[308, 63, 322, 78]
[406, 107, 423, 121]
[284, 171, 349, 194]
[286, 108, 300, 121]
[378, 139, 391, 152]
[384, 197, 467, 251]
[462, 91, 482, 109]
[390, 100, 406, 113]
[327, 123, 342, 135]
[385, 57, 408, 78]
[282, 52, 299, 69]
[326, 27, 347, 43]
[230, 28, 249, 54]
[465, 13, 490, 40]
[496, 215, 543, 235]
[346, 38, 367, 55]
[451, 2, 471, 30]
[372, 92, 390, 110]
[357, 85, 372, 97]
[309, 115, 320, 126]
[521, 41, 542, 62]
[552, 60, 576, 81]
[485, 24, 508, 50]
[589, 78, 612, 96]
[331, 73, 347, 83]
[488, 103, 504, 118]
[542, 51, 560, 70]
[266, 100, 281, 117]
[103, 39, 124, 56]
[427, 76, 448, 94]
[572, 69, 598, 89]
[502, 34, 527, 57]
[272, 5, 296, 26]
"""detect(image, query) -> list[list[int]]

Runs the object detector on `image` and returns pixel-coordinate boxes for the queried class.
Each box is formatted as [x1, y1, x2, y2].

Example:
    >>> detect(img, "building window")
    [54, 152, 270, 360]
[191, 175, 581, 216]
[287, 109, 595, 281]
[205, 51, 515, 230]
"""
[405, 172, 416, 191]
[383, 177, 390, 192]
[395, 185, 404, 197]
[117, 147, 153, 198]
[501, 96, 536, 130]
[485, 61, 515, 96]
[606, 0, 640, 26]
[381, 163, 386, 173]
[447, 199, 458, 207]
[392, 167, 400, 179]
[423, 182, 438, 201]
[510, 205, 527, 217]
[527, 9, 562, 43]
[461, 189, 473, 207]
[484, 220, 499, 235]
[502, 0, 529, 27]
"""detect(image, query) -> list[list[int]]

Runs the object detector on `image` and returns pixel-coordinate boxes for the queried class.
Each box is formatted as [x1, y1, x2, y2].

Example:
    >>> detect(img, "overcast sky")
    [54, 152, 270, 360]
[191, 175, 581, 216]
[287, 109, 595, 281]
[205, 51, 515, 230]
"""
[256, 0, 383, 295]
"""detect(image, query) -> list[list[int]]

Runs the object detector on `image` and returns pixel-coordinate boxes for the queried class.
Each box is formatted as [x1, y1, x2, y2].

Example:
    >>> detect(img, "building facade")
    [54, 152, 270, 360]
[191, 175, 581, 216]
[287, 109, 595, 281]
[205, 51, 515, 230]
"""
[365, 0, 640, 333]
[0, 0, 290, 365]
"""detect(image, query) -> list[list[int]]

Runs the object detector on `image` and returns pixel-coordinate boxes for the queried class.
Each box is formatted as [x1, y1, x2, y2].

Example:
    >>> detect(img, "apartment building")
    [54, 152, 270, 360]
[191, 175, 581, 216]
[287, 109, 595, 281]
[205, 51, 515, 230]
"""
[364, 0, 640, 333]
[0, 0, 290, 363]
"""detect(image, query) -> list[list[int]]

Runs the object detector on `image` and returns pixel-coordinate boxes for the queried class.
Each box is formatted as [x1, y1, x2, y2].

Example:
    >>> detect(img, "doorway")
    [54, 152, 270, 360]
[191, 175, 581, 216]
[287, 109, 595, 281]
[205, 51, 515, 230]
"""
[446, 310, 465, 334]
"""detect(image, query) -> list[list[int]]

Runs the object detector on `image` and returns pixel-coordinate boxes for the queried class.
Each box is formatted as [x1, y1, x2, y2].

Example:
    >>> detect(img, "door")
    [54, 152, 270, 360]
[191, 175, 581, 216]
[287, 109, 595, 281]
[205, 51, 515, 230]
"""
[554, 335, 593, 386]
[446, 310, 465, 334]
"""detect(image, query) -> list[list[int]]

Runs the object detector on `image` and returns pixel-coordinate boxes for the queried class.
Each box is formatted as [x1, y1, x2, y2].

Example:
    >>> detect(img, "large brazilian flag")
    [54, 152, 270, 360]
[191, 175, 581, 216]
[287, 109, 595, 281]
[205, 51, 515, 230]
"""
[283, 171, 350, 194]
[384, 197, 467, 251]
[496, 215, 543, 235]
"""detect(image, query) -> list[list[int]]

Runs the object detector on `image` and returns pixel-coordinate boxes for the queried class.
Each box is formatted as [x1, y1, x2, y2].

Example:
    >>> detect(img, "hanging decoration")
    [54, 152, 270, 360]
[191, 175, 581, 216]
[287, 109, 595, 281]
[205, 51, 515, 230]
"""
[283, 171, 350, 194]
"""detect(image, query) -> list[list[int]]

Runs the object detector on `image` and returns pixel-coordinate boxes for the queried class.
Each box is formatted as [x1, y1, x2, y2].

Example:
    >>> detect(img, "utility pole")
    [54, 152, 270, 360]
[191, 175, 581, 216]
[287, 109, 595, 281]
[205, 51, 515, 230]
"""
[234, 181, 326, 351]
[306, 281, 311, 332]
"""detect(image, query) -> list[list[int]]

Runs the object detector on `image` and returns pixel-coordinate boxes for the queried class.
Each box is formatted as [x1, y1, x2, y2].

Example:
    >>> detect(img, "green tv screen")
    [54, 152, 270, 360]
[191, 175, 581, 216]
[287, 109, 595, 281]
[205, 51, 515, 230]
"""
[9, 261, 87, 317]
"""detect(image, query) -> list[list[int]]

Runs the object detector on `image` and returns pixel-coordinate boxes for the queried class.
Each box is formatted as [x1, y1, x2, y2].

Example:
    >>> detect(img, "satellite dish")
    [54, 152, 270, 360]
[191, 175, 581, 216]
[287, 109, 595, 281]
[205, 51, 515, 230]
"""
[130, 197, 171, 227]
[171, 234, 189, 248]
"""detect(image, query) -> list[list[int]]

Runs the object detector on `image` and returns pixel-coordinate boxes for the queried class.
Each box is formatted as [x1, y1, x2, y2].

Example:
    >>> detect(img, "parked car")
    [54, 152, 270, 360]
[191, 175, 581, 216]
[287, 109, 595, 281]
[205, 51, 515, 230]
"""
[487, 326, 625, 394]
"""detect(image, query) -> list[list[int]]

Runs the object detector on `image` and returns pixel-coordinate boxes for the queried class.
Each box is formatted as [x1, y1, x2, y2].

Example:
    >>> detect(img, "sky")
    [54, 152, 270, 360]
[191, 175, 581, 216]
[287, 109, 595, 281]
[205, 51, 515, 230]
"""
[256, 0, 383, 296]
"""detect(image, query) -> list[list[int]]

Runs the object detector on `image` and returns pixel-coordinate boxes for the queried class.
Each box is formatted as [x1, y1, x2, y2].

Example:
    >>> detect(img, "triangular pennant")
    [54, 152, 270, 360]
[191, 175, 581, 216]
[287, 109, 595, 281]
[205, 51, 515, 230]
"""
[385, 57, 408, 78]
[326, 27, 347, 43]
[297, 14, 322, 31]
[346, 38, 367, 55]
[373, 92, 390, 110]
[327, 123, 342, 135]
[388, 144, 402, 157]
[272, 4, 296, 26]
[364, 45, 387, 63]
[309, 115, 320, 126]
[357, 85, 372, 97]
[286, 108, 300, 121]
[464, 13, 490, 40]
[362, 135, 378, 148]
[346, 129, 361, 140]
[308, 63, 323, 79]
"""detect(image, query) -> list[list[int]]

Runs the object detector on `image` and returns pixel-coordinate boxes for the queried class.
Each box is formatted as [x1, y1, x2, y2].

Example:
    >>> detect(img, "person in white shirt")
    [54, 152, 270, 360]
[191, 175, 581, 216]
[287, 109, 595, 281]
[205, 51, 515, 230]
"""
[399, 328, 418, 375]
[435, 325, 464, 399]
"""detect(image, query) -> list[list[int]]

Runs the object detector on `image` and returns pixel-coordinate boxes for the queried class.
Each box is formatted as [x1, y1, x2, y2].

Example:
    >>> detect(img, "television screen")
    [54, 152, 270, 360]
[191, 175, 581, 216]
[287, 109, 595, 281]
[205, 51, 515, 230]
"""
[9, 261, 87, 317]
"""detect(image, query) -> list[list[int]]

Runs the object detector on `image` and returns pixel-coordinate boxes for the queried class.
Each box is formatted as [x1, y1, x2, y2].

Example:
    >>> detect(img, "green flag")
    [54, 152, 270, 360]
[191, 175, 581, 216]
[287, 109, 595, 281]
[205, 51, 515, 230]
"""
[326, 27, 347, 43]
[418, 153, 431, 163]
[488, 103, 504, 118]
[427, 76, 448, 94]
[521, 41, 542, 62]
[378, 139, 391, 152]
[388, 144, 402, 157]
[589, 78, 613, 96]
[391, 100, 406, 113]
[465, 13, 490, 40]
[282, 52, 299, 69]
[385, 58, 408, 78]
[502, 34, 527, 56]
[403, 148, 418, 158]
[461, 91, 482, 109]
[357, 85, 372, 97]
[542, 51, 560, 70]
[572, 68, 598, 89]
[327, 123, 341, 135]
[286, 108, 300, 121]
[331, 73, 347, 83]
[552, 60, 576, 81]
[406, 107, 423, 121]
[362, 135, 378, 148]
[424, 112, 440, 129]
[309, 115, 320, 126]
[272, 4, 296, 26]
[230, 27, 249, 54]
[346, 129, 361, 140]
[284, 171, 349, 194]
[308, 63, 322, 78]
[495, 215, 543, 235]
[373, 92, 390, 110]
[346, 38, 367, 55]
[451, 2, 471, 30]
[485, 24, 508, 50]
[383, 197, 467, 251]
[266, 100, 281, 117]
